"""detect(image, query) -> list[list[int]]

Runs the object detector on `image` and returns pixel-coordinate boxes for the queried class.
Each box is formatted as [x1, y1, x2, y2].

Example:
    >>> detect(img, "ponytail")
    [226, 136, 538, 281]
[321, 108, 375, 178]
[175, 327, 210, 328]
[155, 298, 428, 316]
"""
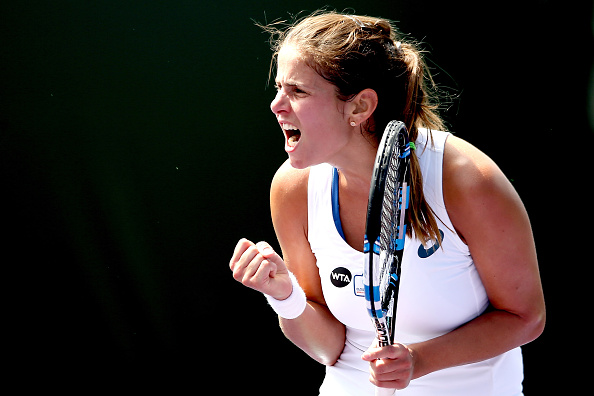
[399, 43, 444, 244]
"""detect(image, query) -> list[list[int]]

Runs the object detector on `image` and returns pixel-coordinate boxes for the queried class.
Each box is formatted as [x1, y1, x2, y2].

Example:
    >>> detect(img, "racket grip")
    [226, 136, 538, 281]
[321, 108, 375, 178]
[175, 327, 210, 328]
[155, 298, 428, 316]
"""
[375, 387, 396, 396]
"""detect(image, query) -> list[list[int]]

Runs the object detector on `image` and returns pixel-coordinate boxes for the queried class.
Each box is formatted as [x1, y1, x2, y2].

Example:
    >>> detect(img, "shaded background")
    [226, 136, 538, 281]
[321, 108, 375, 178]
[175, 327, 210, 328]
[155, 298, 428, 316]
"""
[3, 0, 592, 393]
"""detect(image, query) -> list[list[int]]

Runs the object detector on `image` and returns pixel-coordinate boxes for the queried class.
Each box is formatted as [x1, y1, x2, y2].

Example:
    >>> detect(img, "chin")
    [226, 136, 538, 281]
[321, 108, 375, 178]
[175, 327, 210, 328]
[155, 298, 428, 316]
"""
[287, 157, 308, 170]
[287, 154, 316, 170]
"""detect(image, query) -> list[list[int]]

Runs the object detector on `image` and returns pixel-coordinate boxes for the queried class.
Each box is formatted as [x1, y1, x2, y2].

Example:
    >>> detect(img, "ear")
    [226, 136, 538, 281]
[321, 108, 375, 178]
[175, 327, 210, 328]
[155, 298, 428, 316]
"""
[347, 88, 378, 126]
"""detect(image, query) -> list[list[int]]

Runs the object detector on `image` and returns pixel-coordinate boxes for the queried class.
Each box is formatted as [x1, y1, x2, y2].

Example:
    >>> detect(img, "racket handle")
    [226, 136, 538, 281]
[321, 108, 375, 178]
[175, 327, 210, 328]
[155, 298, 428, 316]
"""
[375, 386, 396, 396]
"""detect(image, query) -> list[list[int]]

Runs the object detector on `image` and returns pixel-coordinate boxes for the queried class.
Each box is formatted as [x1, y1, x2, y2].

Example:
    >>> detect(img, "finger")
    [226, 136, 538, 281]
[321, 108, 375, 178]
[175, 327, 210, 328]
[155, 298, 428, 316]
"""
[362, 343, 408, 361]
[368, 359, 413, 391]
[252, 258, 278, 284]
[256, 241, 284, 265]
[230, 238, 255, 270]
[242, 255, 285, 296]
[242, 250, 268, 281]
[231, 245, 260, 282]
[361, 345, 386, 361]
[370, 356, 412, 376]
[255, 241, 275, 257]
[256, 241, 287, 274]
[240, 243, 281, 286]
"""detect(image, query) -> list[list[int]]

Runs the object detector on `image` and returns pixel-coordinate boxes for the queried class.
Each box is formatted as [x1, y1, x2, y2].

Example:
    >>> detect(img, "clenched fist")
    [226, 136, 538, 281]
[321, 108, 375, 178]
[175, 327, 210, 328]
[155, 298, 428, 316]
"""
[229, 238, 293, 300]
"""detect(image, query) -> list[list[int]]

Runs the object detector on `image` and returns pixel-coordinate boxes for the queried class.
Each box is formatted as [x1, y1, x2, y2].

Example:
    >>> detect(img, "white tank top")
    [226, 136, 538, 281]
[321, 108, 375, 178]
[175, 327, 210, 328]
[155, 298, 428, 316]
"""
[307, 129, 524, 396]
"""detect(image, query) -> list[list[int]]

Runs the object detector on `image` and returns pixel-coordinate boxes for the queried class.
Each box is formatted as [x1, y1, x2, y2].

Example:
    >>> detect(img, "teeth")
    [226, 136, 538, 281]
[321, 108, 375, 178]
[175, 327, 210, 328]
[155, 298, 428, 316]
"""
[282, 123, 298, 130]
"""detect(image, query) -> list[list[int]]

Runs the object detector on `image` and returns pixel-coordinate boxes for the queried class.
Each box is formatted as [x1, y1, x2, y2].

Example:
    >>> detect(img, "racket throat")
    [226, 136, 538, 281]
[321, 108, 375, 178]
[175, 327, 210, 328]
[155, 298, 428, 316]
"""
[374, 318, 391, 347]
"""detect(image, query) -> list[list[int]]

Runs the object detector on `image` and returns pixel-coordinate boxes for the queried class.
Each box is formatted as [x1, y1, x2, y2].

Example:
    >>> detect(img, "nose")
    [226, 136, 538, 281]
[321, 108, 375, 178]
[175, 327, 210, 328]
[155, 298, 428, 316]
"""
[270, 90, 289, 116]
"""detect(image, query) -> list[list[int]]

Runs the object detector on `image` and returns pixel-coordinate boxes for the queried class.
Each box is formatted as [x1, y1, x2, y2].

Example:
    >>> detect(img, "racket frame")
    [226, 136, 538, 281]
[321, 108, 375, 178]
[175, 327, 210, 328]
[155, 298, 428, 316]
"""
[363, 120, 410, 347]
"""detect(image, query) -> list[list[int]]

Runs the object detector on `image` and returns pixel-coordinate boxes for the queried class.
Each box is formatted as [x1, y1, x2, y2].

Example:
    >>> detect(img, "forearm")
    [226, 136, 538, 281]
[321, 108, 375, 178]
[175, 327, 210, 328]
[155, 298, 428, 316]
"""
[279, 299, 346, 366]
[409, 307, 545, 379]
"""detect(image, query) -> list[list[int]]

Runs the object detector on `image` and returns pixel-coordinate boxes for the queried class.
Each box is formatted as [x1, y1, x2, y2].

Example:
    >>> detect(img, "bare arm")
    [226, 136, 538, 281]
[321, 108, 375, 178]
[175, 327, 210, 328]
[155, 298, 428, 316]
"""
[410, 135, 545, 377]
[271, 161, 346, 365]
[363, 135, 546, 389]
[230, 160, 346, 365]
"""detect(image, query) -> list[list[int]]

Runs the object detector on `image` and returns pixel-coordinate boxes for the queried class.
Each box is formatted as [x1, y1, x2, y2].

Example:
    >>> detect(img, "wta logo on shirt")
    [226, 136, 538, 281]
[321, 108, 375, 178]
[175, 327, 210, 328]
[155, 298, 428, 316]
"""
[331, 267, 366, 297]
[330, 267, 352, 287]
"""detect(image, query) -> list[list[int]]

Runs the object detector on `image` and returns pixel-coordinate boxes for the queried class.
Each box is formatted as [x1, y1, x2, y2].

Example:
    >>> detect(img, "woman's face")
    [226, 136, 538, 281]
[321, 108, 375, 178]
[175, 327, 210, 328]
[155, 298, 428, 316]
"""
[270, 45, 353, 169]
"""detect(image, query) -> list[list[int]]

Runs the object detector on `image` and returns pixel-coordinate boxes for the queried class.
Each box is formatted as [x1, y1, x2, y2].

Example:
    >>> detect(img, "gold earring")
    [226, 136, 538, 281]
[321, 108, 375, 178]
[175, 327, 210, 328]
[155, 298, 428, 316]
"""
[350, 121, 356, 127]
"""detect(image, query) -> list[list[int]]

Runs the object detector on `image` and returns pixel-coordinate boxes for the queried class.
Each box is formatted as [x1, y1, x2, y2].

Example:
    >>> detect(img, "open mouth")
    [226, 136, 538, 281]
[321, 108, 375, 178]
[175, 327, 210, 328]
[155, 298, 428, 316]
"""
[282, 123, 301, 148]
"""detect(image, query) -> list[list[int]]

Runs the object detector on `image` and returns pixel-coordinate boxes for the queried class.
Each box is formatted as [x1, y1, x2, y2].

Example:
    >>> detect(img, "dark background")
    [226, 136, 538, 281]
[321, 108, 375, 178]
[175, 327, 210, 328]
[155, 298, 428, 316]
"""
[2, 0, 592, 393]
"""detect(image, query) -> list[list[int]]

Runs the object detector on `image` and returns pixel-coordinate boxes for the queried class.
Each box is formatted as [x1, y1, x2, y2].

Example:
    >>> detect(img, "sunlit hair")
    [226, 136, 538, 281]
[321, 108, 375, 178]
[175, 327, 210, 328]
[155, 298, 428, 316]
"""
[262, 10, 445, 243]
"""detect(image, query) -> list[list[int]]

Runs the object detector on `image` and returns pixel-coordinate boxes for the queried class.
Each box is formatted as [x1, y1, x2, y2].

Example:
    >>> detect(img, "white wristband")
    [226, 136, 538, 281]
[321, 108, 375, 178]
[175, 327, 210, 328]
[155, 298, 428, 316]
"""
[264, 271, 307, 319]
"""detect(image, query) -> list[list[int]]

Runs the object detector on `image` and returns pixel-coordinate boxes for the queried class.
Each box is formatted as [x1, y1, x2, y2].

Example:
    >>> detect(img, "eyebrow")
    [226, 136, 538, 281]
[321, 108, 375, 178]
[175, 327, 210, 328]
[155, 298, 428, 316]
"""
[275, 80, 311, 90]
[275, 79, 297, 86]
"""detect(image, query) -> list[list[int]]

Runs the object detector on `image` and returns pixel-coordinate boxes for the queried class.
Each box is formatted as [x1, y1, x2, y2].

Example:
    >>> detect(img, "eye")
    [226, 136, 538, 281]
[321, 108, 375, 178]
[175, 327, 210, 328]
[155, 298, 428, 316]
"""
[290, 85, 309, 97]
[274, 82, 308, 97]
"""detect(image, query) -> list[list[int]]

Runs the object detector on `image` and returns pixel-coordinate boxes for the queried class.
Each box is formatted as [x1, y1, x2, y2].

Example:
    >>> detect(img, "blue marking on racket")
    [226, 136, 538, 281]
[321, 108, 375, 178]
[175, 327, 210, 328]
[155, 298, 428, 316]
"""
[363, 121, 412, 396]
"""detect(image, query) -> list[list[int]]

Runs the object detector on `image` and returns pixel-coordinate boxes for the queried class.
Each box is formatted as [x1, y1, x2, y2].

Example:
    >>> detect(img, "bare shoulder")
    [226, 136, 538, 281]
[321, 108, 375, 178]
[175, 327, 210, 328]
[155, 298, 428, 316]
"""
[443, 136, 520, 211]
[270, 160, 310, 231]
[443, 135, 527, 241]
[443, 134, 504, 188]
[271, 159, 310, 204]
[270, 160, 325, 303]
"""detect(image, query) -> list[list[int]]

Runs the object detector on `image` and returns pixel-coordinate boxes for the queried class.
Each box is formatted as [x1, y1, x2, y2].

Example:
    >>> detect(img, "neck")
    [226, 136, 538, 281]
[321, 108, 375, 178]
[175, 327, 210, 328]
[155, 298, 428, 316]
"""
[330, 136, 377, 199]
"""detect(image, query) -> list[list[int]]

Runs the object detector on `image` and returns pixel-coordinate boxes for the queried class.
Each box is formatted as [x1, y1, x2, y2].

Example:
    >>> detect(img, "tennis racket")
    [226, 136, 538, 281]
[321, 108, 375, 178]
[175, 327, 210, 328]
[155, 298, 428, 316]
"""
[363, 120, 411, 396]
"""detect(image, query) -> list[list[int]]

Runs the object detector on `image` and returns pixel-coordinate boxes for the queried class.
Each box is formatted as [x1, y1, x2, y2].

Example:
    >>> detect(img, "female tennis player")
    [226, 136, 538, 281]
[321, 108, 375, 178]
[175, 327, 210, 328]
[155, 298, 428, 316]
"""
[229, 11, 545, 395]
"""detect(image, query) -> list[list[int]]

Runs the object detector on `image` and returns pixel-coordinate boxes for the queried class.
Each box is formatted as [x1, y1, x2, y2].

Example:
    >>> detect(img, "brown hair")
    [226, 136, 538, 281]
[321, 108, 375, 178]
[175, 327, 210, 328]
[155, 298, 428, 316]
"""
[264, 11, 444, 243]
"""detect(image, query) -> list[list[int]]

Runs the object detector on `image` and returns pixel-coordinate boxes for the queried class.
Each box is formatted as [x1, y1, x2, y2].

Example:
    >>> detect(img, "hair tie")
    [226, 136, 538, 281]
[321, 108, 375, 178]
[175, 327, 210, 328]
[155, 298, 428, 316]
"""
[409, 142, 416, 151]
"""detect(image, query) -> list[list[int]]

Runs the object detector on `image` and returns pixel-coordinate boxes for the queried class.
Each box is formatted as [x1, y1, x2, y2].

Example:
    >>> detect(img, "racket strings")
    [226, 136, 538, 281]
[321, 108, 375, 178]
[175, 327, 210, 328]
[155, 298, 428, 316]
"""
[378, 153, 405, 319]
[380, 158, 401, 253]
